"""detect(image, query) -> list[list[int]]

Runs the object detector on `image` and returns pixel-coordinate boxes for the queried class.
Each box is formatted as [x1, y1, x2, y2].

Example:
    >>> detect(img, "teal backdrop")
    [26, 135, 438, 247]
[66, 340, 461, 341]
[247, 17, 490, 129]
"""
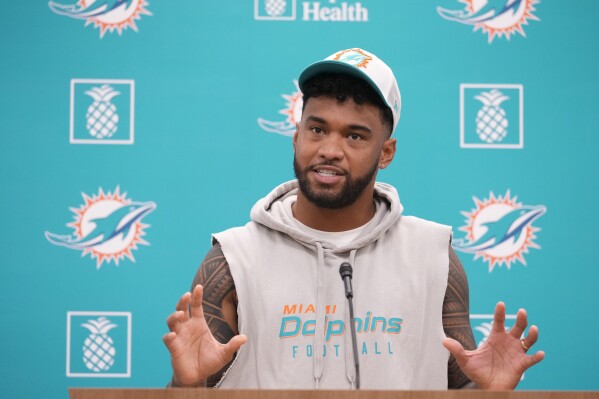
[1, 1, 598, 397]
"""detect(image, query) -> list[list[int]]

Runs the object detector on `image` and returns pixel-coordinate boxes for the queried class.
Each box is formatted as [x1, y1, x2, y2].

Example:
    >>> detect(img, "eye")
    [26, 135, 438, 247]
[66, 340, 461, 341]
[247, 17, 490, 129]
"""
[310, 126, 325, 135]
[347, 133, 363, 141]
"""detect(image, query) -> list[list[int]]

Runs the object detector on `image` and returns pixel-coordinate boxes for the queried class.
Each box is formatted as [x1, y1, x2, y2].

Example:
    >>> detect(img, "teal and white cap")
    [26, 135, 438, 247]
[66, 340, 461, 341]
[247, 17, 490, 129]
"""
[298, 48, 402, 134]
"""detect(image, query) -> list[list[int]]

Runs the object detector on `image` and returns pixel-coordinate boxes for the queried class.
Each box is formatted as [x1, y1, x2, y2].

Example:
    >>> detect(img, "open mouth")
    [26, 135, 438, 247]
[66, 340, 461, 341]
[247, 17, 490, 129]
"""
[311, 167, 345, 184]
[315, 169, 340, 177]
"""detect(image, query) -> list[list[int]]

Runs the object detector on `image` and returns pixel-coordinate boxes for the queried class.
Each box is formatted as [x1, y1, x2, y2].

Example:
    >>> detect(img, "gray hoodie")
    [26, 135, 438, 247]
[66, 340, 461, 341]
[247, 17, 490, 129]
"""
[214, 180, 451, 389]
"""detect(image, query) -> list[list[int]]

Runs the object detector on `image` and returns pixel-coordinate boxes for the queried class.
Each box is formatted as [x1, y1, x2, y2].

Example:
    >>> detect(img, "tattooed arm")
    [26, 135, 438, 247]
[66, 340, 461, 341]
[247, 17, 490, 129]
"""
[442, 246, 544, 389]
[443, 246, 477, 389]
[190, 242, 239, 387]
[164, 242, 244, 388]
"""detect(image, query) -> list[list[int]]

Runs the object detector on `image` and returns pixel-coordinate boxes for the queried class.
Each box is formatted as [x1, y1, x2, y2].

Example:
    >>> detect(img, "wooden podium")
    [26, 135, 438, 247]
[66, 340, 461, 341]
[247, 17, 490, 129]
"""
[69, 389, 599, 399]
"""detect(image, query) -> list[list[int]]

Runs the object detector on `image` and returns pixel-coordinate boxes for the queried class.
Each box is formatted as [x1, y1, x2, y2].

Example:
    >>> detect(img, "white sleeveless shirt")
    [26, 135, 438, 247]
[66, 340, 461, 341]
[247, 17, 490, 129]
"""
[213, 181, 451, 389]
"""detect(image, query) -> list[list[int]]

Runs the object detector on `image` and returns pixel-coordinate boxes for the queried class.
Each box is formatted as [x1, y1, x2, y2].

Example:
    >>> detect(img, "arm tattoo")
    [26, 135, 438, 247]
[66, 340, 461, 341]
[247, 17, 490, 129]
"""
[443, 246, 477, 389]
[190, 242, 238, 387]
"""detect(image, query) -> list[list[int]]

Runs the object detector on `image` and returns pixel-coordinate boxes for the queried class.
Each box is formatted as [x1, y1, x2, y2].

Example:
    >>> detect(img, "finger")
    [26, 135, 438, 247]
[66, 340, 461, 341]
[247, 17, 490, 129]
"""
[166, 310, 185, 332]
[189, 284, 205, 319]
[529, 350, 545, 366]
[492, 301, 507, 333]
[510, 308, 528, 338]
[176, 292, 192, 321]
[222, 334, 248, 359]
[162, 331, 177, 350]
[175, 292, 190, 311]
[523, 350, 545, 370]
[442, 337, 467, 364]
[522, 325, 539, 349]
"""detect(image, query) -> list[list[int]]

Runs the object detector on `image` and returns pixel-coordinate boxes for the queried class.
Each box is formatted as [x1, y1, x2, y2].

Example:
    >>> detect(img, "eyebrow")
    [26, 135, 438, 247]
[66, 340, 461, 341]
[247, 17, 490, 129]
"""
[305, 115, 373, 133]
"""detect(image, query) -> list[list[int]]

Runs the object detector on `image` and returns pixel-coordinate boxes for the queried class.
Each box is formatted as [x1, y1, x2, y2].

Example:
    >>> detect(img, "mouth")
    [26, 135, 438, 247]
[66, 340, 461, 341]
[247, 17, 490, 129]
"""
[311, 166, 345, 184]
[315, 169, 339, 177]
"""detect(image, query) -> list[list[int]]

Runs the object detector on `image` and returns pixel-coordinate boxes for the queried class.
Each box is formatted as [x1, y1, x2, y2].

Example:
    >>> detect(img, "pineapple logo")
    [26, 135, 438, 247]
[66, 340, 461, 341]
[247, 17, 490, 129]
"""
[438, 0, 540, 43]
[258, 80, 303, 136]
[474, 89, 509, 143]
[85, 85, 120, 139]
[71, 79, 134, 145]
[265, 0, 287, 16]
[460, 84, 523, 149]
[67, 311, 131, 377]
[82, 317, 117, 372]
[255, 0, 296, 20]
[49, 0, 152, 38]
[453, 191, 546, 271]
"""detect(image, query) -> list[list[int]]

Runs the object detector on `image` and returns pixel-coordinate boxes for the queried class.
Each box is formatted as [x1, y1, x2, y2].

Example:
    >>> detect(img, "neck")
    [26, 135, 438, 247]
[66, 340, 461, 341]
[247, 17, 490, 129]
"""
[292, 185, 377, 232]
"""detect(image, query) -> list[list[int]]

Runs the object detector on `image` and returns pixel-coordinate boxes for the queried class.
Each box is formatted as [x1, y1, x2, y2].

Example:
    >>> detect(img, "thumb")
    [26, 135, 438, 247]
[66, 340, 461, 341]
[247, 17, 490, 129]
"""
[443, 337, 466, 360]
[222, 334, 248, 358]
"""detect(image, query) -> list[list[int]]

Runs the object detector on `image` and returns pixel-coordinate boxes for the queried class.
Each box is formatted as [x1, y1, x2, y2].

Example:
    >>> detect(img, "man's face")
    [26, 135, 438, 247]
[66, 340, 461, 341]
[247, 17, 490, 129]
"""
[293, 96, 395, 209]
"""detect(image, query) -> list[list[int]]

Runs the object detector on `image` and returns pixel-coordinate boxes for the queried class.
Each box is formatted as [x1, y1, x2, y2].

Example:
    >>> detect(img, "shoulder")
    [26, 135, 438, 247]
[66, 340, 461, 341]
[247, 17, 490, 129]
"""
[395, 215, 452, 246]
[212, 221, 267, 244]
[400, 215, 452, 231]
[191, 242, 234, 292]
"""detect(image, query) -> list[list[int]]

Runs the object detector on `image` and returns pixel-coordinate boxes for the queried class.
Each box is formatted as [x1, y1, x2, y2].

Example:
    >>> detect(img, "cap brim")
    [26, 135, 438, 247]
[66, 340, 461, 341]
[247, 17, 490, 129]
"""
[298, 60, 387, 107]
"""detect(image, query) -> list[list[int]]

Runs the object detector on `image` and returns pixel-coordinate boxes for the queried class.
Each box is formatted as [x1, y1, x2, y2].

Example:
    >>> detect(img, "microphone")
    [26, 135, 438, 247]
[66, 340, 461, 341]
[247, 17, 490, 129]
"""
[339, 262, 360, 389]
[339, 263, 353, 298]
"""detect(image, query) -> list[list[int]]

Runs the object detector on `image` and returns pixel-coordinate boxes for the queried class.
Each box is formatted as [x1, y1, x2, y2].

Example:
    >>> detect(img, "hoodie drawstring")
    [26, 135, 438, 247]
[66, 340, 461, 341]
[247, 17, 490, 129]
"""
[313, 241, 326, 388]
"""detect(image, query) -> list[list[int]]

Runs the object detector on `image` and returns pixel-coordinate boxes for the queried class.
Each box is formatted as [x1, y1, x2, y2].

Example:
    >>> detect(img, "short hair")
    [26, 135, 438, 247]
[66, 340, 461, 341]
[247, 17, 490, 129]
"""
[301, 73, 394, 136]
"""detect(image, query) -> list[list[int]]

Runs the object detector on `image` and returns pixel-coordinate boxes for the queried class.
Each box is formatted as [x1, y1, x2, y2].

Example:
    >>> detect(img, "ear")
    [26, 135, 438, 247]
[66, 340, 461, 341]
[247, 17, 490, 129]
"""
[379, 138, 396, 169]
[292, 122, 300, 152]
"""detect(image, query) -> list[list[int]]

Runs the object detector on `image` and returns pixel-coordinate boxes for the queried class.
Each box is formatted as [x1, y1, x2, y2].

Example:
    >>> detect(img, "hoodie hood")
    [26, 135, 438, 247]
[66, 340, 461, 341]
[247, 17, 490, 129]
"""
[250, 180, 404, 253]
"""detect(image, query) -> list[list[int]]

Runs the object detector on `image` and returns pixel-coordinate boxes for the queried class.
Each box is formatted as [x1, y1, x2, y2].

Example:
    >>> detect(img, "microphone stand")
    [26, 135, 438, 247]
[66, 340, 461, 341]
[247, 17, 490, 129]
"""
[339, 262, 360, 389]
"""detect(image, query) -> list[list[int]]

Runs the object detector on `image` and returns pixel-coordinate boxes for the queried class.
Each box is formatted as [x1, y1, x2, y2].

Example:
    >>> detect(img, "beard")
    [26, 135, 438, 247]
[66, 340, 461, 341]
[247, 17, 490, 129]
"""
[293, 156, 379, 209]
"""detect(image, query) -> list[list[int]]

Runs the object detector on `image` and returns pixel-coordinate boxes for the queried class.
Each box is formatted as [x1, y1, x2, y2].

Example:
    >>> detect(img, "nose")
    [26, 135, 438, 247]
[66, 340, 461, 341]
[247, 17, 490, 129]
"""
[317, 134, 344, 161]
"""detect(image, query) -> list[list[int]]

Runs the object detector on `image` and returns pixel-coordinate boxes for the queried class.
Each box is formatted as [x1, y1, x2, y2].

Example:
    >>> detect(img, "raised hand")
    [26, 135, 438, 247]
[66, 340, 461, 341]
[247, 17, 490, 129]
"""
[443, 302, 545, 390]
[163, 285, 247, 387]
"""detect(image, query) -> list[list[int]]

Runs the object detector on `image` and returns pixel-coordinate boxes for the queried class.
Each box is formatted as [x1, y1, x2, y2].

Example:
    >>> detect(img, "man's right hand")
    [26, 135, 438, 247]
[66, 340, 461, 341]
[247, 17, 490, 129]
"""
[163, 285, 247, 387]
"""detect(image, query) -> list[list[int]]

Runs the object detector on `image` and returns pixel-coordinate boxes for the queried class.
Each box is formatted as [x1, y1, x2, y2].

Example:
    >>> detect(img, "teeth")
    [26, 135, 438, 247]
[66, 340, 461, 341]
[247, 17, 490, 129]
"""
[317, 170, 337, 176]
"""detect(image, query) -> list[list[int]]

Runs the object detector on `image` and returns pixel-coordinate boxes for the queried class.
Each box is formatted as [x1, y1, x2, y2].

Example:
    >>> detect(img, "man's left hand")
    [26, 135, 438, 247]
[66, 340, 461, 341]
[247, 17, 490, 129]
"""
[443, 302, 545, 390]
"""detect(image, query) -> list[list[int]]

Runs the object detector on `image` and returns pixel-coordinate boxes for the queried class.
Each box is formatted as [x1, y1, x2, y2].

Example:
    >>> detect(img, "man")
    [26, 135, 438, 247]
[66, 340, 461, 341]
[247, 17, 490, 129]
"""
[164, 48, 544, 389]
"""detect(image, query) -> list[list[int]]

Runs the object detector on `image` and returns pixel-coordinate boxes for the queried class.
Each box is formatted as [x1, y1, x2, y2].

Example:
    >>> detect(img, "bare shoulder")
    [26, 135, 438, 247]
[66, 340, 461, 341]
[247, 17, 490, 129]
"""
[443, 245, 476, 389]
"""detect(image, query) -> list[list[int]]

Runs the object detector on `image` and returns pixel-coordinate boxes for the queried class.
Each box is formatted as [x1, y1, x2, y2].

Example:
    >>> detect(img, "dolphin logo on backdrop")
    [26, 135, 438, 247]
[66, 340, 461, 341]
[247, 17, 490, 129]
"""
[453, 191, 546, 271]
[49, 0, 152, 38]
[258, 80, 303, 137]
[437, 0, 540, 43]
[45, 187, 156, 269]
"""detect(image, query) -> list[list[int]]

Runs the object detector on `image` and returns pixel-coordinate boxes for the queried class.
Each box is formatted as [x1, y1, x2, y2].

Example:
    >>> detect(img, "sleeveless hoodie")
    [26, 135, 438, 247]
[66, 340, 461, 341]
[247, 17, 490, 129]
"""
[213, 180, 451, 389]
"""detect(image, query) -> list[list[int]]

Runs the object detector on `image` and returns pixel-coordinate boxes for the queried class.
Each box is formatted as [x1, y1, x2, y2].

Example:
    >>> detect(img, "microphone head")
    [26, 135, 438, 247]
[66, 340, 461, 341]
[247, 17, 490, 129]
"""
[339, 262, 353, 279]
